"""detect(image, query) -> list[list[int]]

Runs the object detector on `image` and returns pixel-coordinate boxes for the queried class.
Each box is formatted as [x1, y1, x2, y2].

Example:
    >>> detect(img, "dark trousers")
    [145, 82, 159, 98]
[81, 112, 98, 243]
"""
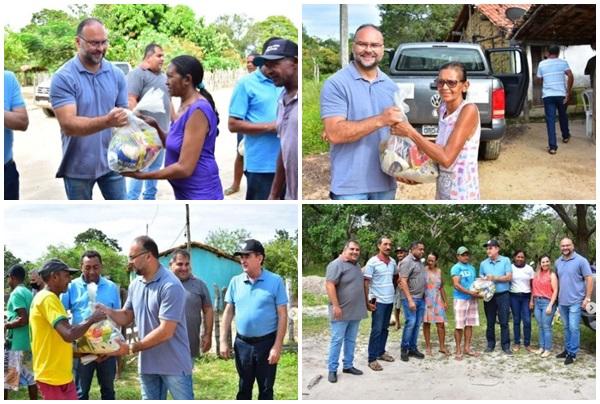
[543, 96, 570, 150]
[234, 333, 277, 400]
[4, 159, 19, 200]
[483, 291, 511, 350]
[509, 292, 532, 346]
[367, 302, 393, 362]
[244, 171, 275, 200]
[74, 356, 116, 400]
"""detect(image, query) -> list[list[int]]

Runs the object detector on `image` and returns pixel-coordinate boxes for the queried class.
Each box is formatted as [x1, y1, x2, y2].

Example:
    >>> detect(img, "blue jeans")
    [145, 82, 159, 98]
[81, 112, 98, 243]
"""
[483, 291, 511, 350]
[543, 96, 570, 150]
[74, 356, 116, 400]
[244, 171, 275, 200]
[533, 297, 557, 350]
[63, 171, 126, 200]
[4, 159, 19, 200]
[233, 333, 277, 400]
[328, 320, 360, 372]
[139, 373, 194, 400]
[559, 303, 582, 357]
[509, 292, 531, 346]
[330, 189, 396, 200]
[126, 149, 164, 200]
[367, 303, 393, 362]
[400, 298, 425, 350]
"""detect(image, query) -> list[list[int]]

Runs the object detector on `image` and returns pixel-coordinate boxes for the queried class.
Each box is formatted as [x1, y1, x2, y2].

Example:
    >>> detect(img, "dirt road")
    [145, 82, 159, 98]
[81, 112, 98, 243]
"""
[14, 86, 245, 200]
[302, 121, 596, 200]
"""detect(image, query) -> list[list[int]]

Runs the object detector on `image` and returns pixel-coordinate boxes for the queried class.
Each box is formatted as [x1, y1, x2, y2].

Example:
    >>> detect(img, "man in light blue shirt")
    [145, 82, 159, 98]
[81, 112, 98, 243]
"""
[4, 70, 29, 200]
[479, 239, 513, 354]
[220, 239, 288, 399]
[363, 237, 397, 370]
[61, 250, 120, 399]
[321, 24, 404, 200]
[50, 18, 129, 200]
[536, 45, 574, 153]
[554, 237, 593, 364]
[229, 39, 283, 200]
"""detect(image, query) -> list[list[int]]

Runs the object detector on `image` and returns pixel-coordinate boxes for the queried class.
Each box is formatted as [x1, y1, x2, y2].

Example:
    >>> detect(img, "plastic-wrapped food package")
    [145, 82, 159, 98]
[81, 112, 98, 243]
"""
[379, 90, 439, 183]
[4, 350, 20, 391]
[470, 278, 496, 302]
[107, 88, 165, 173]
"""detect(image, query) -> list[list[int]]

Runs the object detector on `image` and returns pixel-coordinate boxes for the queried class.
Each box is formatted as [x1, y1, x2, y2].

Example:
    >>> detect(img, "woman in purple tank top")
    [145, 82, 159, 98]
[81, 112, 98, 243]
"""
[125, 55, 223, 200]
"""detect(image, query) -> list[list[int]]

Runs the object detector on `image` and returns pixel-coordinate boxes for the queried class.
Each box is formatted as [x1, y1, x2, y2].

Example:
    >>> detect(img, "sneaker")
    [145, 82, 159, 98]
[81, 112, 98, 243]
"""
[548, 148, 557, 155]
[564, 355, 575, 365]
[541, 351, 552, 358]
[408, 349, 425, 359]
[534, 348, 545, 355]
[562, 136, 570, 143]
[525, 346, 536, 353]
[484, 347, 494, 353]
[328, 371, 337, 383]
[400, 349, 409, 362]
[342, 366, 363, 375]
[368, 360, 383, 371]
[502, 349, 513, 356]
[377, 352, 395, 362]
[556, 350, 568, 359]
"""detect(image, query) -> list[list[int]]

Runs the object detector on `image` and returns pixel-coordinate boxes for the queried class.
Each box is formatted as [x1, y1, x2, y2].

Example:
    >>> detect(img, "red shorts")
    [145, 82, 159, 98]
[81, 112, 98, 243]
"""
[37, 380, 78, 400]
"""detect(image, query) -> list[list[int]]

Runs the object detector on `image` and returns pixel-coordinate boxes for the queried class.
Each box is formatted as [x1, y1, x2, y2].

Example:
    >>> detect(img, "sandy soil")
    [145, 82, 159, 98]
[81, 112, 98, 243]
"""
[302, 121, 596, 200]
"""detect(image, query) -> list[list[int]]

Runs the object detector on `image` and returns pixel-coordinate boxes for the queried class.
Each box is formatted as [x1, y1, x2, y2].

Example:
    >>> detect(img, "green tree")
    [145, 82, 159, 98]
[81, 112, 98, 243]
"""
[74, 228, 121, 252]
[245, 16, 298, 53]
[548, 204, 596, 259]
[205, 228, 252, 255]
[3, 29, 31, 72]
[264, 235, 298, 298]
[4, 246, 23, 274]
[213, 13, 254, 56]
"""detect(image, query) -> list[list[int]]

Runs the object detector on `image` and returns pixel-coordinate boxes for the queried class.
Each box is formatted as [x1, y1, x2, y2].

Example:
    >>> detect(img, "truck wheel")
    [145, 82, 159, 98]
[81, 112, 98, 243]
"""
[582, 313, 596, 331]
[480, 139, 501, 160]
[42, 108, 55, 118]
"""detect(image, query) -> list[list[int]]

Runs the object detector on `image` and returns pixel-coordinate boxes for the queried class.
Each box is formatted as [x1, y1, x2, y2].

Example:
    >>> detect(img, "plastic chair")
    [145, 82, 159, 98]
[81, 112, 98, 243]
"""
[581, 89, 594, 138]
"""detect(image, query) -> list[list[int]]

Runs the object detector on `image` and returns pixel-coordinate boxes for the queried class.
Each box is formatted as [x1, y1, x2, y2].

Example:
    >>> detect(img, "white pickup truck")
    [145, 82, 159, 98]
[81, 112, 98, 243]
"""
[388, 43, 528, 160]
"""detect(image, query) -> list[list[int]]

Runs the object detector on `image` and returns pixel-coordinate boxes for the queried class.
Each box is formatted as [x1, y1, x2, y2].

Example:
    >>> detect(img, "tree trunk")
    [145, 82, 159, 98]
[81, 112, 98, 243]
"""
[548, 204, 595, 258]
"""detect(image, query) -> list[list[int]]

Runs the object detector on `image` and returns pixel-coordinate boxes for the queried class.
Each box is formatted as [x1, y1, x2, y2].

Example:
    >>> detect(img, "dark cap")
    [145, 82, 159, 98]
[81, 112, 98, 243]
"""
[6, 264, 26, 279]
[234, 239, 265, 256]
[395, 247, 407, 253]
[39, 259, 79, 277]
[483, 239, 500, 248]
[253, 39, 298, 67]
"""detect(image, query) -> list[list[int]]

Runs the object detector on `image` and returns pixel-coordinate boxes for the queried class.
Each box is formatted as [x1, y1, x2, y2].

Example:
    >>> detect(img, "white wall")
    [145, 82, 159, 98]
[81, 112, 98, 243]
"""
[564, 45, 595, 88]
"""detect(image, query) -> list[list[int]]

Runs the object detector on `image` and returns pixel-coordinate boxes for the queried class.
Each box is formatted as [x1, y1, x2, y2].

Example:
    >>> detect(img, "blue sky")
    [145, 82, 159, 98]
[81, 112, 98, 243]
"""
[303, 4, 380, 40]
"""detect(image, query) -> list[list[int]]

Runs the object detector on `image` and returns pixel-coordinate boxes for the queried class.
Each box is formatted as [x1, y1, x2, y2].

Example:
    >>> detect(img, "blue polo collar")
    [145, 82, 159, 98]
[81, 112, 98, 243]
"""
[142, 265, 167, 285]
[255, 69, 274, 84]
[79, 274, 108, 287]
[348, 61, 385, 84]
[243, 269, 266, 284]
[73, 55, 111, 75]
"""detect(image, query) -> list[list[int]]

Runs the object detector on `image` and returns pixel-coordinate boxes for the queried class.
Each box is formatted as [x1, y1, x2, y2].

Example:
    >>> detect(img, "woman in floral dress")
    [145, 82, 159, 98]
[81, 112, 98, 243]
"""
[423, 253, 449, 355]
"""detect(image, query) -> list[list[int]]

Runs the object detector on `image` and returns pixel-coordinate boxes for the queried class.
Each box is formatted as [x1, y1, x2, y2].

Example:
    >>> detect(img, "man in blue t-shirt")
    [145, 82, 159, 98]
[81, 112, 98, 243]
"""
[4, 70, 29, 200]
[50, 18, 129, 200]
[219, 239, 288, 399]
[479, 239, 513, 354]
[228, 39, 283, 200]
[536, 45, 574, 154]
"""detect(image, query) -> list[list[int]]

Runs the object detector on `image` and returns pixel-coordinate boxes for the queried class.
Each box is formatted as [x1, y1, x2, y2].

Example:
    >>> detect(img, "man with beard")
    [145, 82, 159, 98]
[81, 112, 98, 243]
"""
[320, 24, 404, 200]
[98, 236, 194, 399]
[29, 270, 45, 296]
[60, 250, 120, 399]
[364, 237, 397, 371]
[126, 43, 172, 200]
[169, 249, 214, 358]
[50, 18, 129, 200]
[392, 247, 408, 329]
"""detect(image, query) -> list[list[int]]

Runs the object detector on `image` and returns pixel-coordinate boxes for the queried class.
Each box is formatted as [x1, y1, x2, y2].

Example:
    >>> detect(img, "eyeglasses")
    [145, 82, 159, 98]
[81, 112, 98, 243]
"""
[435, 79, 465, 89]
[128, 250, 149, 261]
[354, 41, 383, 50]
[78, 36, 109, 48]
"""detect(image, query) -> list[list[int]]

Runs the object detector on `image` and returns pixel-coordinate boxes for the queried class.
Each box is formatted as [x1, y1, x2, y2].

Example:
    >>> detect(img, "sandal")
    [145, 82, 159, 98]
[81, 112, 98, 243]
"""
[464, 350, 481, 357]
[368, 360, 383, 371]
[224, 186, 239, 196]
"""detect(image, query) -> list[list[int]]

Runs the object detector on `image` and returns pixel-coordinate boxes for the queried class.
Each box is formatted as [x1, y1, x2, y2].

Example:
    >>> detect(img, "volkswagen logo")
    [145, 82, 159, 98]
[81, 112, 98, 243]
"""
[430, 94, 441, 108]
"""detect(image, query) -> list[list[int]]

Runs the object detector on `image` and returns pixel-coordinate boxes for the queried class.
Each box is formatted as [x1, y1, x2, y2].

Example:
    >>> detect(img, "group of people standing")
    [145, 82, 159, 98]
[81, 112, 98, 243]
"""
[324, 236, 593, 382]
[4, 17, 298, 200]
[4, 237, 288, 400]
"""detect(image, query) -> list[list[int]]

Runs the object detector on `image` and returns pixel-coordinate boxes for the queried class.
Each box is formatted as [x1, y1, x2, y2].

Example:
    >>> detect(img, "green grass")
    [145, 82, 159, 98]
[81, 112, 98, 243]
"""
[302, 79, 327, 156]
[8, 351, 298, 400]
[303, 291, 329, 307]
[302, 264, 325, 277]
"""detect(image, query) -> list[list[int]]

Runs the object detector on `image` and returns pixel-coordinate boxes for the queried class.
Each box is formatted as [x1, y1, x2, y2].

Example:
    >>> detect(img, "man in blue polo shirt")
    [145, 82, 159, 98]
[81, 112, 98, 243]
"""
[320, 24, 404, 200]
[228, 38, 283, 200]
[60, 250, 120, 399]
[4, 70, 29, 200]
[555, 237, 593, 365]
[220, 239, 288, 400]
[479, 239, 513, 355]
[50, 18, 129, 200]
[363, 237, 397, 371]
[99, 236, 193, 400]
[536, 45, 574, 154]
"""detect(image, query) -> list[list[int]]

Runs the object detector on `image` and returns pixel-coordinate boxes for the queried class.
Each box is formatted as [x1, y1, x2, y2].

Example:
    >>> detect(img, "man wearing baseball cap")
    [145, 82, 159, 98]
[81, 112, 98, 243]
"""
[253, 39, 298, 201]
[479, 240, 513, 355]
[220, 239, 288, 399]
[29, 259, 107, 399]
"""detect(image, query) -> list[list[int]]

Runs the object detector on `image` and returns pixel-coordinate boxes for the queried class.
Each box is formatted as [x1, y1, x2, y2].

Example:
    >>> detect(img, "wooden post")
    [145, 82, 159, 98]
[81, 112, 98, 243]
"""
[222, 287, 232, 354]
[213, 284, 221, 355]
[286, 278, 295, 343]
[340, 5, 349, 68]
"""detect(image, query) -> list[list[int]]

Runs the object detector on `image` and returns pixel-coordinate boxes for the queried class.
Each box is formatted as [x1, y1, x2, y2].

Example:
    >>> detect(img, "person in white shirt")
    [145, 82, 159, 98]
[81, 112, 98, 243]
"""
[509, 250, 535, 352]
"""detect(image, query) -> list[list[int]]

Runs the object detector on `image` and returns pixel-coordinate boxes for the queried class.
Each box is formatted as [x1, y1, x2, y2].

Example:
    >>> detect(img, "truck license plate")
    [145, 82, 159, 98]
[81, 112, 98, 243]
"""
[421, 125, 438, 137]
